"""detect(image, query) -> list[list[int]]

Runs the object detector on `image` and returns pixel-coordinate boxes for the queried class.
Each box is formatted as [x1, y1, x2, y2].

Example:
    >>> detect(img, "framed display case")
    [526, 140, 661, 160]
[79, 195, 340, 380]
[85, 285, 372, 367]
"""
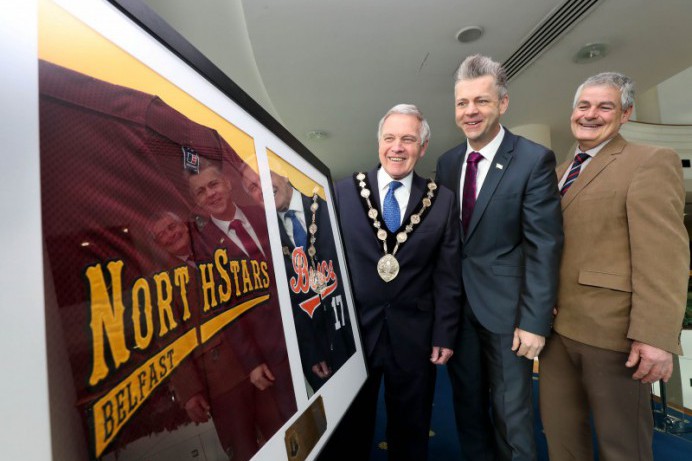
[2, 1, 366, 460]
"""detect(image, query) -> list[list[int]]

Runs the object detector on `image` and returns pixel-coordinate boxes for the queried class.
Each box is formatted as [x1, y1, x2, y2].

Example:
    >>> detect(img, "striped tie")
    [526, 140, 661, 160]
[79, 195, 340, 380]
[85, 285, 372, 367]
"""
[560, 152, 590, 196]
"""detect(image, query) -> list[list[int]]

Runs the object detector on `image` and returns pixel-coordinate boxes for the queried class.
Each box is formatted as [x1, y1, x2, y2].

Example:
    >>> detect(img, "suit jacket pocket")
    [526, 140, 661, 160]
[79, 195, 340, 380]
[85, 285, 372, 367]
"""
[578, 269, 632, 292]
[491, 264, 524, 277]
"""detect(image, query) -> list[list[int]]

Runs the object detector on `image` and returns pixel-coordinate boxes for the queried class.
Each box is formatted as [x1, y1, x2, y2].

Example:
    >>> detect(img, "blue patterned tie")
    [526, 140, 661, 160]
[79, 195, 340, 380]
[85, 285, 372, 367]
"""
[560, 152, 590, 196]
[284, 210, 308, 248]
[383, 181, 403, 232]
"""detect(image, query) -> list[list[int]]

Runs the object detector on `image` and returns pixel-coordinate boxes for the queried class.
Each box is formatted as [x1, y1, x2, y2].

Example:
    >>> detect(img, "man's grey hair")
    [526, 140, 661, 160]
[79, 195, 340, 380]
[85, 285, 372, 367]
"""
[377, 103, 431, 145]
[573, 72, 635, 111]
[146, 210, 185, 244]
[454, 54, 508, 99]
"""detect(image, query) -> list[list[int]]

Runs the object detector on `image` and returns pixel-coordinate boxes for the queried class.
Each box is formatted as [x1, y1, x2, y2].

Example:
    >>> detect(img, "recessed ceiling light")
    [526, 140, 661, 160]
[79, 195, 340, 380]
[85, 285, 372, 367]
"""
[307, 130, 329, 141]
[456, 26, 484, 44]
[573, 43, 608, 63]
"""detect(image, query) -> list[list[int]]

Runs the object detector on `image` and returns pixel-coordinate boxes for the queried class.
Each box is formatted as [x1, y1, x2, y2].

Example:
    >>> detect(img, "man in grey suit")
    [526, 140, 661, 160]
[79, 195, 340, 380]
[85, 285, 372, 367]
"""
[436, 54, 563, 461]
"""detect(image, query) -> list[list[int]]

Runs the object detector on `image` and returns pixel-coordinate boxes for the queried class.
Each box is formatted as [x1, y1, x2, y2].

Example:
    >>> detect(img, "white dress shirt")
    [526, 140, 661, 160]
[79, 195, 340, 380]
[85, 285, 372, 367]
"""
[459, 126, 506, 220]
[211, 207, 265, 257]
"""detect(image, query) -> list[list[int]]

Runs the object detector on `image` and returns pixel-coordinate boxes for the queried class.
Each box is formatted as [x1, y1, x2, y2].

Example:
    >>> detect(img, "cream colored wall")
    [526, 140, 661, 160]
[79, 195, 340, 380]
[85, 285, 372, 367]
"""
[509, 123, 552, 149]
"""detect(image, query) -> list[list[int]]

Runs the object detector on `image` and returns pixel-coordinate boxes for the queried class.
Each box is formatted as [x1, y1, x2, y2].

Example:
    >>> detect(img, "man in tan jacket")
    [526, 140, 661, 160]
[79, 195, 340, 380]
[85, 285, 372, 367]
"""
[539, 72, 688, 461]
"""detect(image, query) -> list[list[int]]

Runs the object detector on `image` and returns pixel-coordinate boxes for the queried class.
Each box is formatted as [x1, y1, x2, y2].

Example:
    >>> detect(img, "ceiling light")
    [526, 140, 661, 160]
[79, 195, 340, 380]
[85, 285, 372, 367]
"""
[456, 26, 484, 44]
[573, 43, 608, 63]
[307, 130, 329, 141]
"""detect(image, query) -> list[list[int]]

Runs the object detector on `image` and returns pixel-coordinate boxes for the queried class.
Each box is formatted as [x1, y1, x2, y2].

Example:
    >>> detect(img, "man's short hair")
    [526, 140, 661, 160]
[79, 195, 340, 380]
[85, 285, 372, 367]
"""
[376, 103, 431, 145]
[573, 72, 635, 111]
[146, 210, 184, 242]
[454, 54, 508, 100]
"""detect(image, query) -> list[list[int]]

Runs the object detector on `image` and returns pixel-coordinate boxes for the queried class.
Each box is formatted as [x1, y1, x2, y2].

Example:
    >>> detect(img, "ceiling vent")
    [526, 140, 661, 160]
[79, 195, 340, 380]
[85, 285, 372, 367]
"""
[503, 0, 602, 81]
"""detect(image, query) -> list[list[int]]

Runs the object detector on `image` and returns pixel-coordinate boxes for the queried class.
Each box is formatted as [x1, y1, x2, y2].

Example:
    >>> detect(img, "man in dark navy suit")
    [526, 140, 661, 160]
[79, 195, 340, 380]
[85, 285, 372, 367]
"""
[322, 104, 462, 461]
[436, 54, 563, 461]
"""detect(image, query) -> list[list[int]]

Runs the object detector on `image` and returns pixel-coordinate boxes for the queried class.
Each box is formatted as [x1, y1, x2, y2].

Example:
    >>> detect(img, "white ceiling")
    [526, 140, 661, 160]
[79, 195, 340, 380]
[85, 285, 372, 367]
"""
[143, 0, 692, 180]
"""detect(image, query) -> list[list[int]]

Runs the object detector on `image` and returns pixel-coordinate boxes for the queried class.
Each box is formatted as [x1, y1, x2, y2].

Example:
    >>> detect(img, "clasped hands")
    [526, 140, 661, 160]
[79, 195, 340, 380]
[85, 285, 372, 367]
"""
[430, 346, 454, 365]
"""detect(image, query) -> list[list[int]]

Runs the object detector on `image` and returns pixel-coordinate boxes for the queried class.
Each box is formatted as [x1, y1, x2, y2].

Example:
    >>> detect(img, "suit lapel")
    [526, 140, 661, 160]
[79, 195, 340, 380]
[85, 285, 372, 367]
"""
[465, 133, 514, 240]
[301, 193, 313, 213]
[561, 135, 625, 210]
[299, 192, 313, 250]
[277, 212, 294, 251]
[443, 143, 465, 240]
[207, 220, 244, 255]
[556, 152, 571, 181]
[404, 173, 425, 222]
[453, 145, 465, 200]
[367, 168, 382, 212]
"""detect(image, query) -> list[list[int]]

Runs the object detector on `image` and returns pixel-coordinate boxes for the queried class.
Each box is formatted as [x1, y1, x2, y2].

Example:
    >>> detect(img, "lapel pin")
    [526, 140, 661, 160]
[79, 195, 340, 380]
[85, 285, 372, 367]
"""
[495, 163, 503, 170]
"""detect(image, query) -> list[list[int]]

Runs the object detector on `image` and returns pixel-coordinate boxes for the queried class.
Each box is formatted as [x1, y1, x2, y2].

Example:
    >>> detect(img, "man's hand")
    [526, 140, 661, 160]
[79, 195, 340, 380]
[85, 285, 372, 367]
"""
[312, 361, 332, 379]
[512, 328, 545, 360]
[249, 363, 276, 390]
[626, 341, 674, 383]
[184, 394, 211, 423]
[430, 346, 454, 365]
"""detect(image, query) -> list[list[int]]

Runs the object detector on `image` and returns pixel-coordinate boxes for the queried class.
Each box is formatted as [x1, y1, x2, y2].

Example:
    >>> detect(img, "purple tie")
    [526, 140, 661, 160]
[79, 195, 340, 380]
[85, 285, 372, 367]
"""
[461, 152, 483, 235]
[560, 152, 590, 196]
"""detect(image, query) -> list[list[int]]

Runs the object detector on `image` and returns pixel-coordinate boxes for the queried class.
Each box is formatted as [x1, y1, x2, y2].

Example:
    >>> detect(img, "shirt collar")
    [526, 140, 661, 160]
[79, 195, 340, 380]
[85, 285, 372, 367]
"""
[576, 136, 613, 158]
[211, 205, 248, 230]
[377, 167, 413, 193]
[465, 125, 505, 162]
[278, 188, 303, 219]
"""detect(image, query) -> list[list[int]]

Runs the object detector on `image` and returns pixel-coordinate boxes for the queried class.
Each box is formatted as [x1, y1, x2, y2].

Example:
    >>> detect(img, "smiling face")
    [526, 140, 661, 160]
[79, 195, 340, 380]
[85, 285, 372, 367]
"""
[188, 166, 236, 220]
[454, 75, 509, 151]
[571, 84, 632, 151]
[378, 113, 427, 180]
[151, 214, 191, 257]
